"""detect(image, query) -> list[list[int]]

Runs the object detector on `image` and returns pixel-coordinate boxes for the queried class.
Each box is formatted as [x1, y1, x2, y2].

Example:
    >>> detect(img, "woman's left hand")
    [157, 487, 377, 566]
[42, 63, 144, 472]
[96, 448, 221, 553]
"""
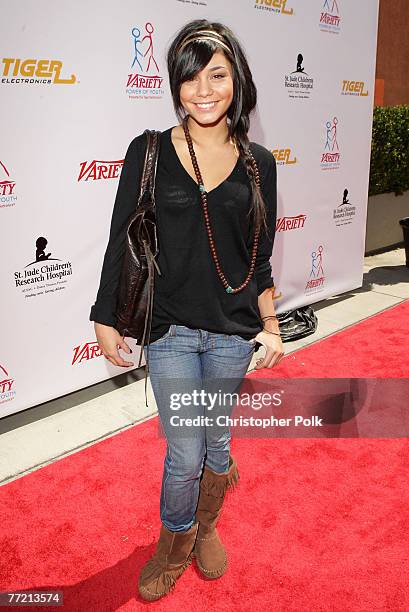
[253, 331, 285, 369]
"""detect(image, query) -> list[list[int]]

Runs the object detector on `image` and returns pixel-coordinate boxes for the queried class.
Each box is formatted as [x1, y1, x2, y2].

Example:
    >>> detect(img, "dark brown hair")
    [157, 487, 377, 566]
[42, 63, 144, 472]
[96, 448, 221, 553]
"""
[167, 19, 269, 237]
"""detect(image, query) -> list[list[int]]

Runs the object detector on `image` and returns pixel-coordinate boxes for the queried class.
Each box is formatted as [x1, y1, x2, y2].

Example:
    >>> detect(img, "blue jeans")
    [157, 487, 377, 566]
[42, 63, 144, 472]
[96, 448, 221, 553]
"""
[144, 324, 256, 532]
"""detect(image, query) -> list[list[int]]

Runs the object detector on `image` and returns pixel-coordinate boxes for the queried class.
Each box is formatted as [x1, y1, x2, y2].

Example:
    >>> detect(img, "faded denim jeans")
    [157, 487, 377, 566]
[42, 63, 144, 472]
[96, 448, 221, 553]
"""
[144, 324, 256, 532]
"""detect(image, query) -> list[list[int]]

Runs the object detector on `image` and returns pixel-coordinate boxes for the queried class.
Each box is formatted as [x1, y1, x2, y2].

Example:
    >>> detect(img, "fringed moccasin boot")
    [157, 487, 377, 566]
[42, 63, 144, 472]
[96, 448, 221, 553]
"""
[192, 455, 239, 579]
[138, 522, 199, 601]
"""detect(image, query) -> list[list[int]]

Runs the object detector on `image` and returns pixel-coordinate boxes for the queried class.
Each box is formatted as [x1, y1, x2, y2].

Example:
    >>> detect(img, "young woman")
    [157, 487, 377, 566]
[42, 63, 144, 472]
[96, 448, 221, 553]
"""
[90, 19, 284, 601]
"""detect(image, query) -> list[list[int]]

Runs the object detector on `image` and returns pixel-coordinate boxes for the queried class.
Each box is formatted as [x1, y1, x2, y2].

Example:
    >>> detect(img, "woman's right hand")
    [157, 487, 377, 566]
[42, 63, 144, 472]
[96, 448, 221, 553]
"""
[94, 322, 134, 368]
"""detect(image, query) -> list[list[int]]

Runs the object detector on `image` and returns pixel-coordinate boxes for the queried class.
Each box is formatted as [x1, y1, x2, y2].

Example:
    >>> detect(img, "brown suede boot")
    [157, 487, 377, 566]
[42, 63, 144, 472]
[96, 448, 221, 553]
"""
[192, 455, 239, 579]
[138, 522, 199, 601]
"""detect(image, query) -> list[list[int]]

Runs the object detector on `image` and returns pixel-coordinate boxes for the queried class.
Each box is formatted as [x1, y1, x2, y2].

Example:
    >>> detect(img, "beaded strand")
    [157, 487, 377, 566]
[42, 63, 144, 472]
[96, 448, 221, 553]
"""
[183, 117, 261, 294]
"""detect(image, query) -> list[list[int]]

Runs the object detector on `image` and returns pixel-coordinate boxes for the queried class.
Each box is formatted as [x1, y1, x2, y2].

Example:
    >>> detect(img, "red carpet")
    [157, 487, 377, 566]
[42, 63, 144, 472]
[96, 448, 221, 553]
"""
[251, 298, 409, 379]
[0, 301, 408, 611]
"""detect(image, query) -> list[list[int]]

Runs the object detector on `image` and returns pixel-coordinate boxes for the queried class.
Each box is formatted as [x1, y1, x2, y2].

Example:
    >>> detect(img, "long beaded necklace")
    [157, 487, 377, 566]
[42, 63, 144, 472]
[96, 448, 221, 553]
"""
[182, 117, 261, 294]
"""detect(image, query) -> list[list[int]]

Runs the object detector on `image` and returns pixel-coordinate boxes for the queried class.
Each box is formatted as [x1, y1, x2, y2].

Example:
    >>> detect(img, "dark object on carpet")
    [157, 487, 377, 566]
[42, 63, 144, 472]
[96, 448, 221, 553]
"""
[277, 306, 318, 342]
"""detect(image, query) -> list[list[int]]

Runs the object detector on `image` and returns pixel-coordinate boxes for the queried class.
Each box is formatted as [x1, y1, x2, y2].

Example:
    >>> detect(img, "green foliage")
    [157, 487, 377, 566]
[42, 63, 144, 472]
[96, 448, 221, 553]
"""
[369, 105, 409, 196]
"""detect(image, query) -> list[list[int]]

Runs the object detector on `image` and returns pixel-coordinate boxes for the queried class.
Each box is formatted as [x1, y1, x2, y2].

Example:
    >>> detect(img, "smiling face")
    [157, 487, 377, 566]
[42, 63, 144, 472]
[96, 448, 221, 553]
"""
[179, 49, 234, 126]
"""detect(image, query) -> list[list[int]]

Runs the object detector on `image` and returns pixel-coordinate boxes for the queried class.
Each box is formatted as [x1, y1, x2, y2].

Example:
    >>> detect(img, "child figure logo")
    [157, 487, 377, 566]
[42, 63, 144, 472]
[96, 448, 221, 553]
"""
[323, 0, 339, 10]
[321, 116, 341, 170]
[305, 245, 325, 293]
[324, 117, 339, 152]
[26, 236, 61, 266]
[320, 0, 341, 34]
[284, 53, 314, 99]
[294, 53, 308, 75]
[126, 23, 164, 100]
[333, 188, 357, 227]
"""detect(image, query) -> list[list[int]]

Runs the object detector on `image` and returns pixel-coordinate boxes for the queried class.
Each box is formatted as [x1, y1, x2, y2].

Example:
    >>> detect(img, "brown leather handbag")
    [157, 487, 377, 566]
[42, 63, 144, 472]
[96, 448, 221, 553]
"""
[115, 129, 162, 368]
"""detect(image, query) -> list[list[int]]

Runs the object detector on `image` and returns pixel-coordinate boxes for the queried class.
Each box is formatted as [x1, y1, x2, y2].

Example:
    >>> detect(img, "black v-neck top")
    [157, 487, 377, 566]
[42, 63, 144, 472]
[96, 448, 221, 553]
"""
[89, 126, 277, 346]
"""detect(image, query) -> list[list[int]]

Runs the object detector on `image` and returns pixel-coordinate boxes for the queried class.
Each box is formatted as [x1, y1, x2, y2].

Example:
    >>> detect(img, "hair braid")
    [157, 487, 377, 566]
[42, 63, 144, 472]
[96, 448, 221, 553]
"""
[233, 118, 269, 240]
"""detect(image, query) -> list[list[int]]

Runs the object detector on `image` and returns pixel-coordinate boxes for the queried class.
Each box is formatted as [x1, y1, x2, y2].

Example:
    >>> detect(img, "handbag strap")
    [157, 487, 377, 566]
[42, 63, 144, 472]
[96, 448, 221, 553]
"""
[136, 129, 161, 409]
[138, 129, 161, 208]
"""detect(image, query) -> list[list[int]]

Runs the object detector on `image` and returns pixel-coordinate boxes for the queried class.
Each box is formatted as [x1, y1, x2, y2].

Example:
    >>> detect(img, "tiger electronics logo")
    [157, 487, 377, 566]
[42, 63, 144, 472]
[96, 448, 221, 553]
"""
[78, 159, 124, 182]
[333, 188, 357, 226]
[341, 80, 368, 97]
[254, 0, 294, 15]
[321, 116, 340, 170]
[319, 0, 341, 34]
[276, 214, 306, 232]
[0, 364, 16, 405]
[1, 58, 77, 85]
[126, 23, 164, 99]
[0, 161, 17, 208]
[305, 245, 325, 294]
[72, 342, 103, 365]
[14, 236, 73, 299]
[272, 148, 297, 166]
[284, 54, 314, 99]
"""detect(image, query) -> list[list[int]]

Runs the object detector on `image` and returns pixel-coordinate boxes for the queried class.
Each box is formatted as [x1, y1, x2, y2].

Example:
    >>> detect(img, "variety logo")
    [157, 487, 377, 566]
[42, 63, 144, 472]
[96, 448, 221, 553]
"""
[0, 364, 16, 405]
[254, 0, 294, 15]
[333, 188, 357, 226]
[72, 342, 103, 365]
[78, 159, 124, 182]
[0, 160, 17, 208]
[13, 236, 73, 299]
[321, 116, 340, 170]
[341, 80, 368, 97]
[126, 23, 165, 99]
[284, 54, 314, 99]
[272, 148, 297, 166]
[1, 58, 77, 85]
[276, 214, 307, 232]
[305, 245, 326, 293]
[319, 0, 341, 34]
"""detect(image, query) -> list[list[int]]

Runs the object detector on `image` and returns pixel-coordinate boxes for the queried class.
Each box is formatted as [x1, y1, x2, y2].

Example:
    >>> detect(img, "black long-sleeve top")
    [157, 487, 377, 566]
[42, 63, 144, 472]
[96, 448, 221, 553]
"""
[89, 126, 277, 347]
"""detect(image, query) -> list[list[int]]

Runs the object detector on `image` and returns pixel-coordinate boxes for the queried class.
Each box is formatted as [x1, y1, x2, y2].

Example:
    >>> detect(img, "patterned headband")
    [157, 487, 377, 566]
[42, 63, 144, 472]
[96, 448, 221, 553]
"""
[176, 29, 232, 55]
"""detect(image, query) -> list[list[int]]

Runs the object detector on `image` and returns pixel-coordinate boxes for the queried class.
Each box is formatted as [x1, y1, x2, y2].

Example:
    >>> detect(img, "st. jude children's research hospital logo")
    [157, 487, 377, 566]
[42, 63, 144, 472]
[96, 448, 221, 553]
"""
[13, 236, 73, 299]
[284, 54, 314, 99]
[126, 23, 164, 99]
[333, 188, 357, 226]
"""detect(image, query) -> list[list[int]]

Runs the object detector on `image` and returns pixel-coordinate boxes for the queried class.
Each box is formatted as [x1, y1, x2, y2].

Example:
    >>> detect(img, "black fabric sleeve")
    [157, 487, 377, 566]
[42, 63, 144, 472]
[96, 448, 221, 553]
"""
[253, 146, 277, 296]
[89, 133, 146, 326]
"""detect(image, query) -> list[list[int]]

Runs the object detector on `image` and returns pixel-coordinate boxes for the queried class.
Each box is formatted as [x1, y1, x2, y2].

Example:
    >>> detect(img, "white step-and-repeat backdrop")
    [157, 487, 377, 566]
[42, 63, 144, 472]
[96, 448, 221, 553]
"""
[1, 0, 379, 417]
